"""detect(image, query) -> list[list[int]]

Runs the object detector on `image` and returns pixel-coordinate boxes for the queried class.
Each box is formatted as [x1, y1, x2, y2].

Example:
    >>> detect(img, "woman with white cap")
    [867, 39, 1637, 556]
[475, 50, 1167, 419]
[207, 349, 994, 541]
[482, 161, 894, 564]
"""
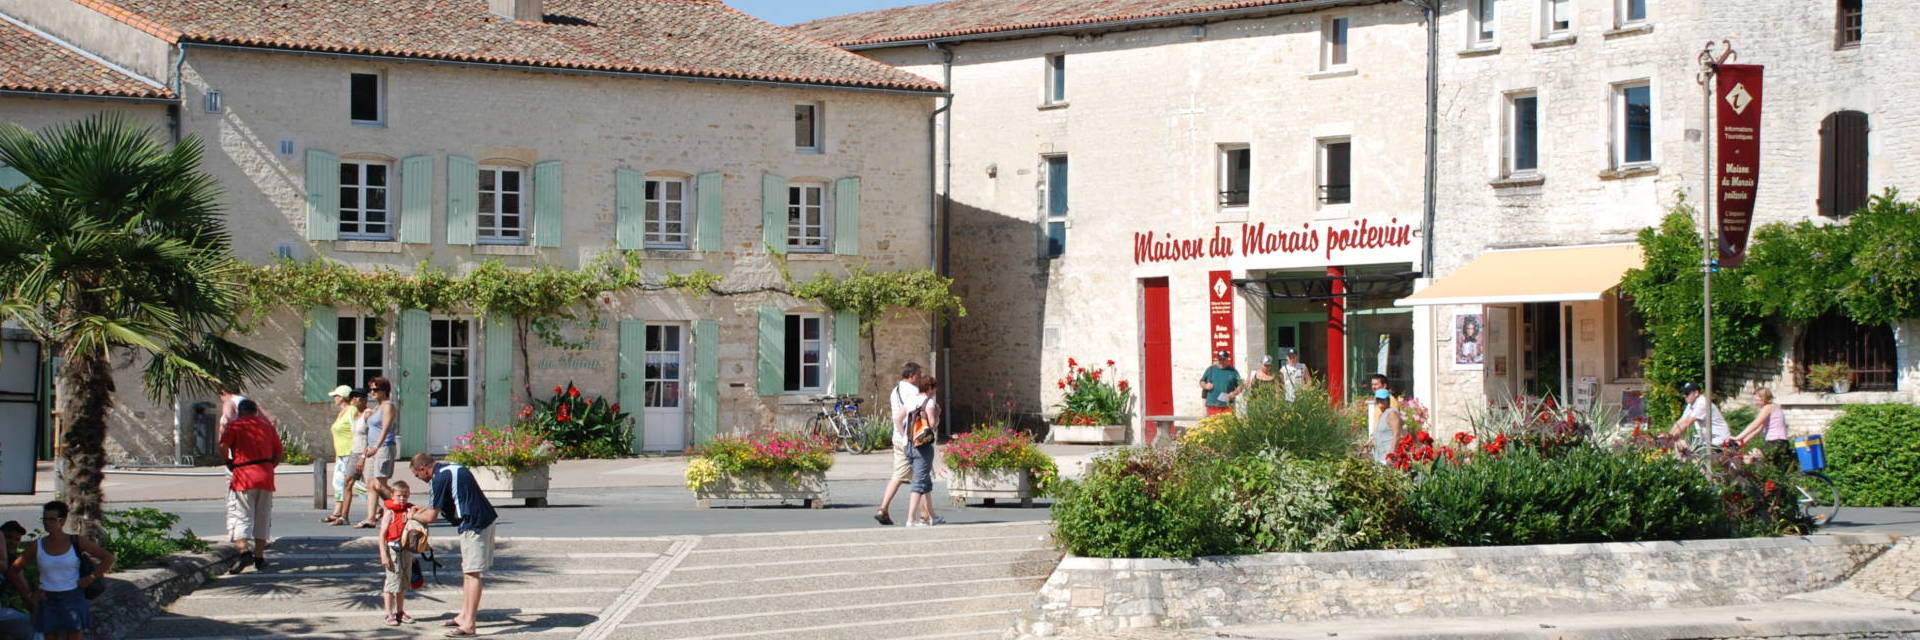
[320, 386, 366, 525]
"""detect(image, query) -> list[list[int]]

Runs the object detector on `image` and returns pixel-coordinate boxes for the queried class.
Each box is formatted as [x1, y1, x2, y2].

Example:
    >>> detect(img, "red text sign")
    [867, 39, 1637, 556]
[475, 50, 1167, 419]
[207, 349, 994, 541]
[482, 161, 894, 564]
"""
[1208, 270, 1234, 359]
[1716, 64, 1763, 268]
[1133, 218, 1414, 265]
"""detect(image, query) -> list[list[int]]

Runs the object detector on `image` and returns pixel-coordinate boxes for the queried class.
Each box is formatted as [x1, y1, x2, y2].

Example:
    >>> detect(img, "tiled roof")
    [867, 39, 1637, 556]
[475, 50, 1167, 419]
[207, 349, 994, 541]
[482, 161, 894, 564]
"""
[795, 0, 1336, 48]
[71, 0, 944, 93]
[0, 19, 171, 99]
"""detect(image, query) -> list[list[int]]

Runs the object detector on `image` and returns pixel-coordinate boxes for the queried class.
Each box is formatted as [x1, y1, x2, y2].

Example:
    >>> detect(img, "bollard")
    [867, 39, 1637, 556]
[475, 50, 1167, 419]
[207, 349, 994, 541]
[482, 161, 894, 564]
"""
[313, 458, 328, 509]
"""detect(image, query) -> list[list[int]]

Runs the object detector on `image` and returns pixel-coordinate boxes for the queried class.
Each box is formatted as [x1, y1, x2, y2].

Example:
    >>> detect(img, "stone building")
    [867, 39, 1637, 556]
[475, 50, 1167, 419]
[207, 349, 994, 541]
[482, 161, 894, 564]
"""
[799, 0, 1432, 438]
[0, 0, 941, 463]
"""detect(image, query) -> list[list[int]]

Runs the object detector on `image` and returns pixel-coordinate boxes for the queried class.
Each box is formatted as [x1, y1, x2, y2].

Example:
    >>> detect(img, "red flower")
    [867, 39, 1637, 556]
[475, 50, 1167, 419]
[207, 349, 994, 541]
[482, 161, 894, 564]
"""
[1454, 432, 1475, 446]
[569, 386, 581, 398]
[1763, 480, 1778, 494]
[554, 385, 564, 395]
[1068, 358, 1078, 367]
[1415, 431, 1434, 445]
[1106, 360, 1115, 367]
[611, 403, 622, 414]
[1058, 381, 1067, 389]
[1090, 370, 1101, 380]
[1118, 380, 1131, 391]
[520, 406, 533, 418]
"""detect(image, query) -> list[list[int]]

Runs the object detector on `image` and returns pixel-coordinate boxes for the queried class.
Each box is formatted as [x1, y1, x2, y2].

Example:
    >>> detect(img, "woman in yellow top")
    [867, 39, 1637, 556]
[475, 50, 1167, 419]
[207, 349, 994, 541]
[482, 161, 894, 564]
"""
[320, 386, 365, 525]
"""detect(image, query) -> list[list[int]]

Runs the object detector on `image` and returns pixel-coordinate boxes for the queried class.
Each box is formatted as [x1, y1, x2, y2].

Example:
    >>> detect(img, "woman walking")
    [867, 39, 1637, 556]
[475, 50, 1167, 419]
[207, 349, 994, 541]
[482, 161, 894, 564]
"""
[1734, 388, 1792, 468]
[10, 500, 114, 640]
[1370, 389, 1402, 464]
[904, 377, 945, 527]
[358, 377, 400, 528]
[322, 388, 367, 526]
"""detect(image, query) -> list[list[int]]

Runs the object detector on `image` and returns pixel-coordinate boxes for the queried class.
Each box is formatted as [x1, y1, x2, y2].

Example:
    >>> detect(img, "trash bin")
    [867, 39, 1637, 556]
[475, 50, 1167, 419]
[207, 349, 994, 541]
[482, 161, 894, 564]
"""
[1795, 434, 1826, 472]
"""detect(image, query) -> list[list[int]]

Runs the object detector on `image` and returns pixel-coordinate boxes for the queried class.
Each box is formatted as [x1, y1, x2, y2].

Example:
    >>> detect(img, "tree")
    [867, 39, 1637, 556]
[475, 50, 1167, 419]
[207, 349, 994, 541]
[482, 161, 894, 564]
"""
[0, 114, 280, 536]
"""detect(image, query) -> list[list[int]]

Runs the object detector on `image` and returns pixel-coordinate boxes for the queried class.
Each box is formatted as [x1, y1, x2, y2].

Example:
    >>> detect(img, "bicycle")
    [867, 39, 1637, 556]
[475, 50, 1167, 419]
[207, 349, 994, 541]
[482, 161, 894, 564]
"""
[806, 395, 872, 455]
[1790, 435, 1840, 526]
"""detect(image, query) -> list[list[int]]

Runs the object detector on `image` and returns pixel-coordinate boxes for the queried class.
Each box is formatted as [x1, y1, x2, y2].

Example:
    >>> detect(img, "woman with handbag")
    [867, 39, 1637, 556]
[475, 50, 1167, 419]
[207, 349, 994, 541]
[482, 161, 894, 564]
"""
[904, 377, 945, 527]
[10, 501, 114, 640]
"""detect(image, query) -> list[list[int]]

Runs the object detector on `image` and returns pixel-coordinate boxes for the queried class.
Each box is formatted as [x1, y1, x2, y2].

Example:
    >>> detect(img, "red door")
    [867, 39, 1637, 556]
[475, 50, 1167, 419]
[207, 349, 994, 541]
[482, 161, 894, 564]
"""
[1142, 278, 1173, 441]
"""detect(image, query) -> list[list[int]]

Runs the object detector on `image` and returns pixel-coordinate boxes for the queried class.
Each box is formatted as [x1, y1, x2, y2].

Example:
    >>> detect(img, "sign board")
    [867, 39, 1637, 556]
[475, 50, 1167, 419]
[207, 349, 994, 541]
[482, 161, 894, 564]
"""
[1715, 64, 1764, 268]
[1208, 270, 1234, 359]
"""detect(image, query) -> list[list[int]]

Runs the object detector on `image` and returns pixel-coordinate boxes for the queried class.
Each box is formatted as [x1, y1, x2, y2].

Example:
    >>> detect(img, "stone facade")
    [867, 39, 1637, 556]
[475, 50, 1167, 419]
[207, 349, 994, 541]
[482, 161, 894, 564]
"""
[1, 1, 937, 463]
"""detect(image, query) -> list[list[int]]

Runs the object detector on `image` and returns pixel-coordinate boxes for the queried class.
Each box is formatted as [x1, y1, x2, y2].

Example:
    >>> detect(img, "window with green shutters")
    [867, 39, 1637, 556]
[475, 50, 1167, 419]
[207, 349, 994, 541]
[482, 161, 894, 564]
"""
[692, 319, 719, 445]
[305, 149, 340, 241]
[446, 155, 478, 245]
[761, 173, 787, 252]
[533, 160, 563, 248]
[833, 177, 860, 255]
[756, 307, 861, 396]
[398, 155, 433, 244]
[302, 307, 338, 402]
[696, 172, 724, 252]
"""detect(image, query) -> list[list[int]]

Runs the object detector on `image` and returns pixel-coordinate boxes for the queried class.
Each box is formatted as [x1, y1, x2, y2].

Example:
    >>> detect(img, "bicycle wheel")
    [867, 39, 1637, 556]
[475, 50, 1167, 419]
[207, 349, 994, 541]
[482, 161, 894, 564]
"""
[1794, 471, 1840, 527]
[806, 414, 832, 439]
[843, 417, 873, 454]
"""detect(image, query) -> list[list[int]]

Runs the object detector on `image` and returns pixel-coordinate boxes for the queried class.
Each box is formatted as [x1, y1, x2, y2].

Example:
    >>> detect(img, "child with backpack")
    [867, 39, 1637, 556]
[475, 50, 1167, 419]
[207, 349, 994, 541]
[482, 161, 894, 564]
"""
[378, 480, 418, 625]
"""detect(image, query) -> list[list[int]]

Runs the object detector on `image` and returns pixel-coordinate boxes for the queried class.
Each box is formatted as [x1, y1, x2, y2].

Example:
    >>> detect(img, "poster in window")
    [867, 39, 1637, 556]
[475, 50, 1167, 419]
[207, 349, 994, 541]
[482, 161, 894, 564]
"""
[1453, 311, 1485, 370]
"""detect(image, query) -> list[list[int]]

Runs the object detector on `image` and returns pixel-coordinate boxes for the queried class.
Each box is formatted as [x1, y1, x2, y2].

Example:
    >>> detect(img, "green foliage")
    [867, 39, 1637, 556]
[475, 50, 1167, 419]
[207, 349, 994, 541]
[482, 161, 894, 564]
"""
[99, 507, 210, 570]
[278, 427, 313, 466]
[943, 426, 1058, 491]
[1702, 447, 1813, 536]
[1049, 447, 1245, 558]
[1212, 452, 1413, 553]
[1407, 446, 1729, 546]
[862, 418, 893, 451]
[693, 431, 836, 475]
[1744, 190, 1920, 325]
[791, 265, 967, 336]
[1184, 382, 1362, 460]
[1805, 363, 1852, 388]
[1821, 404, 1920, 506]
[521, 382, 632, 458]
[1050, 359, 1131, 425]
[1621, 201, 1778, 424]
[447, 423, 558, 474]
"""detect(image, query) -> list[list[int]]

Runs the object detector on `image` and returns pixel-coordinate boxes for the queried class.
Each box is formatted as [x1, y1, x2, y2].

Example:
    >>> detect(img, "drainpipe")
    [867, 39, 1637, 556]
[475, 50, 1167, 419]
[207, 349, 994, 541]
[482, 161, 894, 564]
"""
[1404, 0, 1439, 276]
[926, 42, 955, 435]
[168, 42, 187, 144]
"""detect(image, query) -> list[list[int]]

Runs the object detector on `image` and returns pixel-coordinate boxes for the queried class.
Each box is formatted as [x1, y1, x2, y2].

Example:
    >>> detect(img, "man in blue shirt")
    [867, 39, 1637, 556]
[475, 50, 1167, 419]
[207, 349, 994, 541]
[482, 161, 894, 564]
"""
[409, 453, 498, 637]
[1200, 350, 1244, 416]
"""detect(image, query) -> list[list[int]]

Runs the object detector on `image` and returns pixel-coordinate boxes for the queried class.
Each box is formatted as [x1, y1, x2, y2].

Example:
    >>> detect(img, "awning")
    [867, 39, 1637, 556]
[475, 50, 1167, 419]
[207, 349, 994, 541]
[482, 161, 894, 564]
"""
[1395, 244, 1643, 307]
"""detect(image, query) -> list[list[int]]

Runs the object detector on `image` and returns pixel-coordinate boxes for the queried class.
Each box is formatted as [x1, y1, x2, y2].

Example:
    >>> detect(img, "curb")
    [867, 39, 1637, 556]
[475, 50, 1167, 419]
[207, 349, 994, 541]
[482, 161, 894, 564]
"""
[91, 543, 242, 640]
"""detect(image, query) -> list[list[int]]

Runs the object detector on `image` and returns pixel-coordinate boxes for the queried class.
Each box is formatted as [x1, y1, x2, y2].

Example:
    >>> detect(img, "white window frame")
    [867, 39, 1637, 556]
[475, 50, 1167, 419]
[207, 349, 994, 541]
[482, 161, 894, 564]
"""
[1541, 0, 1573, 37]
[1504, 91, 1540, 177]
[1043, 154, 1068, 258]
[794, 103, 822, 153]
[427, 317, 472, 409]
[1469, 0, 1497, 45]
[644, 175, 691, 250]
[477, 165, 529, 245]
[785, 181, 829, 253]
[1218, 144, 1251, 209]
[338, 160, 393, 240]
[335, 314, 385, 390]
[1316, 137, 1353, 208]
[1611, 81, 1654, 169]
[1615, 0, 1646, 27]
[1321, 16, 1351, 70]
[348, 72, 385, 126]
[1043, 53, 1066, 105]
[783, 313, 828, 393]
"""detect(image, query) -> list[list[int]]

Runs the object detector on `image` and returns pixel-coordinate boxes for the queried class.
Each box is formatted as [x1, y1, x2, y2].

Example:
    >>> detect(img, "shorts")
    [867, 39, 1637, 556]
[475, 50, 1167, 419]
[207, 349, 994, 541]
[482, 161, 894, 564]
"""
[367, 444, 396, 479]
[1206, 405, 1233, 416]
[226, 488, 273, 541]
[459, 525, 496, 574]
[906, 443, 934, 494]
[332, 455, 364, 501]
[32, 588, 89, 634]
[890, 445, 912, 483]
[383, 547, 413, 594]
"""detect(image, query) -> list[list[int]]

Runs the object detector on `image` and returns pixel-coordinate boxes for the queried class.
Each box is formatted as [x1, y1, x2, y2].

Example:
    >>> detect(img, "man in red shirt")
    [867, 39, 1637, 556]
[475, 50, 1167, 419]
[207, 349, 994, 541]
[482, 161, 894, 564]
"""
[218, 398, 282, 574]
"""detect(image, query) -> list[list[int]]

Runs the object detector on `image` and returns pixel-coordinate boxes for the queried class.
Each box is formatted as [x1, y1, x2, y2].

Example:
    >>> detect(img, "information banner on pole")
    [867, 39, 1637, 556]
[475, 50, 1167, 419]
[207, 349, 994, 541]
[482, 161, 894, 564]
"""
[1208, 270, 1235, 359]
[1714, 63, 1763, 268]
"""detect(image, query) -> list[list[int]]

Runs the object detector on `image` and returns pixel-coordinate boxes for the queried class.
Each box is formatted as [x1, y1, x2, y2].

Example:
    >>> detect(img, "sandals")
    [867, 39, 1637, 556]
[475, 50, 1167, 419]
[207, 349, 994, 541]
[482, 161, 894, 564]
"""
[354, 520, 379, 529]
[320, 515, 345, 525]
[444, 628, 478, 637]
[398, 613, 416, 624]
[384, 613, 400, 627]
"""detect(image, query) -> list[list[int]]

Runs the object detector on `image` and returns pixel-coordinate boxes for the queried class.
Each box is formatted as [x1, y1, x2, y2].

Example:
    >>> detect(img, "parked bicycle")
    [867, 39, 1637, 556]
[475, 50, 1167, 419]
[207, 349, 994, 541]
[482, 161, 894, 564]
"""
[1791, 435, 1840, 526]
[807, 395, 872, 454]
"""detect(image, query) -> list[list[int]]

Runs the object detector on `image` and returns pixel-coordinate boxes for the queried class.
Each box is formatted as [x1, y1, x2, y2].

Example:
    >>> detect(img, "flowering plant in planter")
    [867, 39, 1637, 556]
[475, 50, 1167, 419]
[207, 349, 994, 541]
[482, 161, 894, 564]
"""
[523, 381, 633, 458]
[943, 426, 1058, 491]
[447, 424, 559, 475]
[1052, 358, 1132, 425]
[684, 430, 836, 489]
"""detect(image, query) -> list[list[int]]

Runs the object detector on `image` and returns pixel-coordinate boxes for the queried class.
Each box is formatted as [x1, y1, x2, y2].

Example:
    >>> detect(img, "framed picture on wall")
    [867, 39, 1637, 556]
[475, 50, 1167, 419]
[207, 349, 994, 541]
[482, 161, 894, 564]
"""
[1452, 311, 1485, 370]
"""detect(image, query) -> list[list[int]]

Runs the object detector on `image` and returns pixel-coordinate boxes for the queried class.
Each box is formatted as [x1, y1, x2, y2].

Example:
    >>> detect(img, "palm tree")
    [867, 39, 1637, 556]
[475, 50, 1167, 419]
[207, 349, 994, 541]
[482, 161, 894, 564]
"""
[0, 114, 280, 536]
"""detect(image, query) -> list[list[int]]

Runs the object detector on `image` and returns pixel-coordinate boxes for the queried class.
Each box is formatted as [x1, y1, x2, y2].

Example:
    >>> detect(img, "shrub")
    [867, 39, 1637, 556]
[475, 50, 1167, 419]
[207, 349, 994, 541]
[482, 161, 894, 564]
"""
[100, 508, 210, 570]
[1185, 382, 1361, 460]
[1049, 447, 1243, 558]
[1466, 395, 1617, 459]
[447, 424, 558, 474]
[862, 418, 893, 451]
[1213, 452, 1413, 553]
[943, 426, 1058, 491]
[278, 428, 313, 465]
[688, 430, 836, 486]
[1408, 446, 1729, 546]
[523, 382, 633, 458]
[1052, 358, 1132, 425]
[1822, 404, 1920, 506]
[1703, 447, 1814, 536]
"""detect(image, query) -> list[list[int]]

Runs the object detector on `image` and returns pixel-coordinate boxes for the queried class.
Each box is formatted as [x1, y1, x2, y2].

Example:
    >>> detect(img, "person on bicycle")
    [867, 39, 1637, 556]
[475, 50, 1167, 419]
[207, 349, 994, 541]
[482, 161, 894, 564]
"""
[875, 362, 926, 526]
[1667, 382, 1731, 450]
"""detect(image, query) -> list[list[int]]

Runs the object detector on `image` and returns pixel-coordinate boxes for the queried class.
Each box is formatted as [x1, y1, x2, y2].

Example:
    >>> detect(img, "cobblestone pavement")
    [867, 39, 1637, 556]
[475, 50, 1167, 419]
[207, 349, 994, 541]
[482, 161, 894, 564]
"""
[129, 521, 1057, 640]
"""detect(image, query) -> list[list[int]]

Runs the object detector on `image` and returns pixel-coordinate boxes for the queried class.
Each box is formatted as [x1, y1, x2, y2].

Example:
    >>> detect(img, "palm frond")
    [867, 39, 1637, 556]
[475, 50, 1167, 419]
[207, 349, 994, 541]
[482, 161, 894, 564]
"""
[143, 333, 285, 402]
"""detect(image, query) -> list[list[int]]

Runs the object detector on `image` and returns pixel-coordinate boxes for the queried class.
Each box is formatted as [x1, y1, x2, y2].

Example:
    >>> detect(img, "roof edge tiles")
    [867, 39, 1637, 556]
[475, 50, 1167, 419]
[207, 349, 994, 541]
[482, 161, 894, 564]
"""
[799, 0, 1368, 49]
[0, 13, 174, 100]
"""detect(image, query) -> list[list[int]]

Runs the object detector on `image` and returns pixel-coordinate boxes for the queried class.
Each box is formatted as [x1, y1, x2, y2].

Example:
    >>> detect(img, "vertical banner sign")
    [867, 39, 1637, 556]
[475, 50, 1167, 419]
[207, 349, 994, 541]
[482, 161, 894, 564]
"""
[1715, 64, 1764, 268]
[1207, 270, 1235, 359]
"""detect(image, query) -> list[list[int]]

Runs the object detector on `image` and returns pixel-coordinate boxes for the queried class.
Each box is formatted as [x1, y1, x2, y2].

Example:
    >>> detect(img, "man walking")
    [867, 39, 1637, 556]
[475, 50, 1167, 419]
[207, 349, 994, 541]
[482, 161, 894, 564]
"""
[1365, 373, 1393, 424]
[874, 362, 925, 526]
[1279, 349, 1308, 401]
[1199, 350, 1243, 416]
[411, 453, 498, 637]
[218, 399, 282, 573]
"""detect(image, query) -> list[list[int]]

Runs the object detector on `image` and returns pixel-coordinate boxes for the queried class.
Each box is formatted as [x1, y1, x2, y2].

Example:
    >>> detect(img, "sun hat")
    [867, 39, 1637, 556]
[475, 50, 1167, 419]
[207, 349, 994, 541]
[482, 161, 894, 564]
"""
[1374, 389, 1392, 400]
[328, 384, 353, 398]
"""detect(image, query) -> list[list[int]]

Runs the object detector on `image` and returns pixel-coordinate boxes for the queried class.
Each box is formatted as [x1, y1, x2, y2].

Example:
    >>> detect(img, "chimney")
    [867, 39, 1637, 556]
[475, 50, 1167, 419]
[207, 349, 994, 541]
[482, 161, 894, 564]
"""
[487, 0, 544, 22]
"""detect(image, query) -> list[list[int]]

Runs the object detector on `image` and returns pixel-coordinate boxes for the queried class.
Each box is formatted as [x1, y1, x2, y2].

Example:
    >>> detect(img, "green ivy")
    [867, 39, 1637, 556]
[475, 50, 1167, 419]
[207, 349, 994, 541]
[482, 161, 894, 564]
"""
[790, 265, 967, 336]
[1742, 189, 1920, 325]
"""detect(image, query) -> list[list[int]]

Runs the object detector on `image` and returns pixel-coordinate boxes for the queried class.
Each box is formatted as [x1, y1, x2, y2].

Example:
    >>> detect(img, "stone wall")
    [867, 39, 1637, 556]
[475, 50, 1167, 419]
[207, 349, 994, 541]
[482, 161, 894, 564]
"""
[1016, 534, 1897, 636]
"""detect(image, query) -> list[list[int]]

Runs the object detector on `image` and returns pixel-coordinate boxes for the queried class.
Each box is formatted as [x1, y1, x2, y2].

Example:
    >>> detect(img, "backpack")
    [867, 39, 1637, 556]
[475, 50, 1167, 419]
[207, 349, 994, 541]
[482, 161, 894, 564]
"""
[907, 398, 936, 447]
[400, 519, 440, 589]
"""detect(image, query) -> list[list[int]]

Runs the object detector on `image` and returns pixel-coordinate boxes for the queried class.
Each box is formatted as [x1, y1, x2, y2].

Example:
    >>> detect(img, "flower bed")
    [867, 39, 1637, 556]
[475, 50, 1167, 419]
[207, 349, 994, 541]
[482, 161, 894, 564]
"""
[522, 382, 634, 458]
[447, 424, 559, 507]
[684, 431, 835, 508]
[944, 427, 1057, 507]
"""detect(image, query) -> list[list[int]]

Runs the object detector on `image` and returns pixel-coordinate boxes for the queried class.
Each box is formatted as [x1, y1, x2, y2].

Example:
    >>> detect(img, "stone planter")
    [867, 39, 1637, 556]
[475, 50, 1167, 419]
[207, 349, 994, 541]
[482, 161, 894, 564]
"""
[949, 467, 1040, 508]
[1048, 424, 1126, 444]
[1832, 379, 1852, 394]
[470, 464, 550, 507]
[694, 469, 828, 509]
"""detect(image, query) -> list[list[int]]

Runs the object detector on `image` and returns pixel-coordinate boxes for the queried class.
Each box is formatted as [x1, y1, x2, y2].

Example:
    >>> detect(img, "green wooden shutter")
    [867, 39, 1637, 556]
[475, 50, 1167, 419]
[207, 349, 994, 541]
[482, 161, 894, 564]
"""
[0, 166, 28, 190]
[615, 168, 644, 250]
[534, 160, 563, 248]
[397, 309, 430, 455]
[398, 155, 433, 244]
[446, 155, 477, 245]
[303, 307, 338, 403]
[833, 310, 860, 395]
[305, 149, 339, 241]
[756, 306, 784, 395]
[483, 316, 514, 425]
[618, 320, 646, 453]
[833, 177, 860, 255]
[761, 173, 787, 253]
[693, 319, 719, 445]
[695, 172, 724, 252]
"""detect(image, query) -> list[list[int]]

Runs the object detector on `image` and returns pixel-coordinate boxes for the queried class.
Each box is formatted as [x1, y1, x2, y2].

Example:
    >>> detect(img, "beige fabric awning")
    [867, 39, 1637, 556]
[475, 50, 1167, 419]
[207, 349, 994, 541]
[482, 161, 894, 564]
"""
[1396, 244, 1644, 307]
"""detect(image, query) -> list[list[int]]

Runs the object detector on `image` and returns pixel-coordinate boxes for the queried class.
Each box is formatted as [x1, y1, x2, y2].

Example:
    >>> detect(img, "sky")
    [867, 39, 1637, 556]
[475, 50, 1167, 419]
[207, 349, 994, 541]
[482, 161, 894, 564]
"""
[724, 0, 942, 26]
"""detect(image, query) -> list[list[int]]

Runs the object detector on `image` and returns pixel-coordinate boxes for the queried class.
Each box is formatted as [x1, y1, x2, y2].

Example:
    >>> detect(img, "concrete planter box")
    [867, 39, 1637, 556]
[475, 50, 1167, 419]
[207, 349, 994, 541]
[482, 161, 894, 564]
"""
[470, 464, 550, 507]
[1049, 424, 1126, 444]
[695, 469, 828, 509]
[950, 467, 1040, 508]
